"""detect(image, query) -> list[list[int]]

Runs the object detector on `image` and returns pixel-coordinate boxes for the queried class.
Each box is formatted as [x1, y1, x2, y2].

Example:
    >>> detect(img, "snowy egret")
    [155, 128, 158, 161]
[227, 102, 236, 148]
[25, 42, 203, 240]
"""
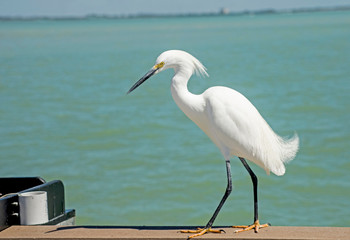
[127, 50, 299, 238]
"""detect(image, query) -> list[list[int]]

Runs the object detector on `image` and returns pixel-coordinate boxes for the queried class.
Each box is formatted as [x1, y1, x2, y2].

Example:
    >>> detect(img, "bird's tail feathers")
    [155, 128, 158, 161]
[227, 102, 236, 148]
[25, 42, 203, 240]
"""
[269, 133, 299, 176]
[279, 133, 299, 163]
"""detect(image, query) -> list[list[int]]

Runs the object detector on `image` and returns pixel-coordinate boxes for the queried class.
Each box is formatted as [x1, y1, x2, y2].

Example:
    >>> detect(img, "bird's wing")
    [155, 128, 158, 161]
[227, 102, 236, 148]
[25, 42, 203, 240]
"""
[203, 86, 281, 174]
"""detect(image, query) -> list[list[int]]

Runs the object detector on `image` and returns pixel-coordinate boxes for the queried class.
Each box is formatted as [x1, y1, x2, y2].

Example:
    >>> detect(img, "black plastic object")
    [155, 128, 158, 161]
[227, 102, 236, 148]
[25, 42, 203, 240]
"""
[0, 177, 75, 231]
[0, 177, 46, 196]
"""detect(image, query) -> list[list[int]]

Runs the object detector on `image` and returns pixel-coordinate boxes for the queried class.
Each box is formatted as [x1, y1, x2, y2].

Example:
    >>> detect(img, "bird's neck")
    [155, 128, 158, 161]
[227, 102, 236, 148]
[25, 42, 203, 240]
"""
[170, 69, 205, 117]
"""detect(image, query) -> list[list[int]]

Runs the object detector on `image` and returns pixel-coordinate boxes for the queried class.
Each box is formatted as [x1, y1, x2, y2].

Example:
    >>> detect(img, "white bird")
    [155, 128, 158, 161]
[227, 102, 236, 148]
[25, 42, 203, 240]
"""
[127, 50, 299, 238]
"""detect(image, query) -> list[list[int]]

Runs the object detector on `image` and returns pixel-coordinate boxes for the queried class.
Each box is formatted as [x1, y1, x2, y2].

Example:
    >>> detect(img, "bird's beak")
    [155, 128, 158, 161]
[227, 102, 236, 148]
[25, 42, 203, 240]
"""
[127, 62, 165, 94]
[127, 68, 157, 94]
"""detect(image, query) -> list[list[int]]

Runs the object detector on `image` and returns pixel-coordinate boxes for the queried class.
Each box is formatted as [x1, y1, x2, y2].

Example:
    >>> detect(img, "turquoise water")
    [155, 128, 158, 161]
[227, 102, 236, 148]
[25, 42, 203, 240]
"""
[1, 11, 349, 227]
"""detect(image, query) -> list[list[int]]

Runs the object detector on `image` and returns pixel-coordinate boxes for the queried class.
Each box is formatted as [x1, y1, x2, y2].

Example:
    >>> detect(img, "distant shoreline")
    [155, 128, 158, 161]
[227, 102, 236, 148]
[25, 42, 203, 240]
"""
[1, 5, 349, 21]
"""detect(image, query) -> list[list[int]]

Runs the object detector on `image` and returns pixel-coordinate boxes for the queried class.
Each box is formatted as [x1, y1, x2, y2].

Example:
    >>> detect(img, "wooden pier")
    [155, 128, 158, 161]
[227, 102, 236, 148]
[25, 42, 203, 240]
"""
[1, 225, 349, 240]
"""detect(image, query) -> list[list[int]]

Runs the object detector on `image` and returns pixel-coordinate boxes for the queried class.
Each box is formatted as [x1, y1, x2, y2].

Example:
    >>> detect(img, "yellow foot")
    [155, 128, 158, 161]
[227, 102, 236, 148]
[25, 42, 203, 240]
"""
[233, 220, 270, 233]
[181, 227, 225, 239]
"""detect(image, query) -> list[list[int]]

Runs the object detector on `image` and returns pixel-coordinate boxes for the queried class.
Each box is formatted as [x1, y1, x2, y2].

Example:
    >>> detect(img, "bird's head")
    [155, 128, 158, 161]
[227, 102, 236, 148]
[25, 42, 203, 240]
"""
[127, 50, 208, 94]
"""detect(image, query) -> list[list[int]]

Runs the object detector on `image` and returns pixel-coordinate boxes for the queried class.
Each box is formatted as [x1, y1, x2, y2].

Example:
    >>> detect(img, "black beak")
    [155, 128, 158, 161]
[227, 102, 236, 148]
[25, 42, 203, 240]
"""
[127, 68, 157, 94]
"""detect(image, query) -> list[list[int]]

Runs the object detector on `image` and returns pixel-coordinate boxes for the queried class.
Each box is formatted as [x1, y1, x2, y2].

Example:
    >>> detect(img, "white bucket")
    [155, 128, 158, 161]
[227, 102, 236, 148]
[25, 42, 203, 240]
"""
[19, 191, 49, 225]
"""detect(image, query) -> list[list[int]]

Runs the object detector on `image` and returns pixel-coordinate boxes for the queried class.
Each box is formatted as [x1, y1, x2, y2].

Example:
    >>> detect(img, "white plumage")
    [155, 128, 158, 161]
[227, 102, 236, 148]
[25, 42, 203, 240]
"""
[128, 50, 299, 237]
[156, 50, 299, 176]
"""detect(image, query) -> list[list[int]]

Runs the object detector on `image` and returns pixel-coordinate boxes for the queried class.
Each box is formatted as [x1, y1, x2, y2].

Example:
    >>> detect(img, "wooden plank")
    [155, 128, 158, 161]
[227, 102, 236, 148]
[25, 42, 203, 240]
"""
[0, 225, 349, 240]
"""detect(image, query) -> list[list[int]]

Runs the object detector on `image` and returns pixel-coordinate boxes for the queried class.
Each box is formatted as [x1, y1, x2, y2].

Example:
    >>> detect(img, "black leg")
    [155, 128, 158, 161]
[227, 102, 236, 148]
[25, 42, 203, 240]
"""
[239, 157, 258, 222]
[181, 160, 232, 238]
[205, 160, 232, 228]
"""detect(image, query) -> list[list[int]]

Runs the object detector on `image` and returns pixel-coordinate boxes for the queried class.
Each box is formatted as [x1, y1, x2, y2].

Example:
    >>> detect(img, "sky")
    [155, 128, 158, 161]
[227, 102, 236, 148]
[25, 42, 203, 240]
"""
[0, 0, 350, 17]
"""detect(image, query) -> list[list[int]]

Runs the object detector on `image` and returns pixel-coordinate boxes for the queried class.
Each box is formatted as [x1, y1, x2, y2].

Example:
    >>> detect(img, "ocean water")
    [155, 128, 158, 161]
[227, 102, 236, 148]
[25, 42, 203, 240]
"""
[1, 11, 349, 227]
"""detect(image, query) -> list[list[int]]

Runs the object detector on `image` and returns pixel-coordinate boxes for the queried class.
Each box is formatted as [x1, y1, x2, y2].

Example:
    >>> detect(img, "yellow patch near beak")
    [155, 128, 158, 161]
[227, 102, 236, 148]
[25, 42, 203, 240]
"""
[154, 61, 165, 69]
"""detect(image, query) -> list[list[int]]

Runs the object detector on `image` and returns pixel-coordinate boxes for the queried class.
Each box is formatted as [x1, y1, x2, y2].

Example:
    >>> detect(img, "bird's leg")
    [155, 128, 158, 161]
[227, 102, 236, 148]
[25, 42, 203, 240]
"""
[181, 160, 232, 239]
[232, 157, 270, 233]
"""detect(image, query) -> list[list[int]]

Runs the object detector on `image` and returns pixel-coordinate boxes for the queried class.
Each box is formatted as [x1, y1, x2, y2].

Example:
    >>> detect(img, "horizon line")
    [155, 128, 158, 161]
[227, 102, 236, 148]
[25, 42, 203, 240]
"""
[1, 5, 350, 21]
